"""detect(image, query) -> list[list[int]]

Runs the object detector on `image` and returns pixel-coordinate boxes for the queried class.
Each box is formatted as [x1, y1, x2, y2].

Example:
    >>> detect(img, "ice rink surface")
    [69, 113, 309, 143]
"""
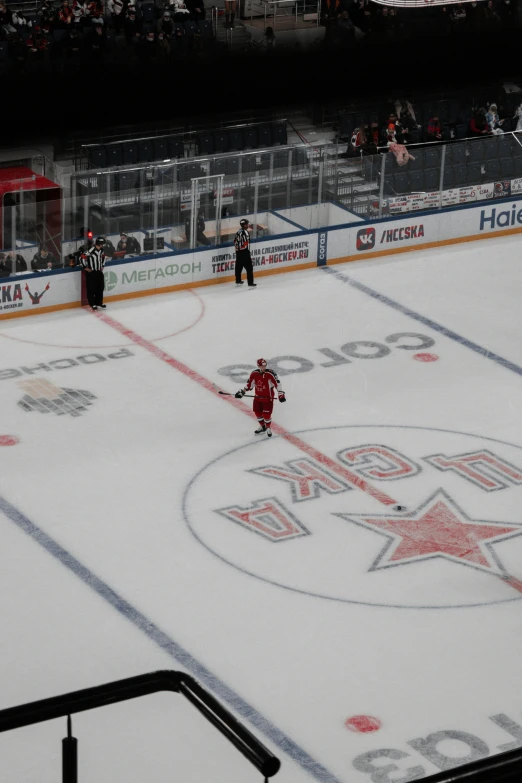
[2, 233, 522, 783]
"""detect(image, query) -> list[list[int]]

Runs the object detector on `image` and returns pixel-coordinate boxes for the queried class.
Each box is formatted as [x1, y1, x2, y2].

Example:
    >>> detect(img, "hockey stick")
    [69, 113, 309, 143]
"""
[212, 384, 285, 401]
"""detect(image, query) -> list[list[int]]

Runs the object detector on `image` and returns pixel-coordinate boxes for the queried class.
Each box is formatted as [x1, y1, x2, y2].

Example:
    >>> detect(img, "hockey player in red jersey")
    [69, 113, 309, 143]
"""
[235, 358, 286, 437]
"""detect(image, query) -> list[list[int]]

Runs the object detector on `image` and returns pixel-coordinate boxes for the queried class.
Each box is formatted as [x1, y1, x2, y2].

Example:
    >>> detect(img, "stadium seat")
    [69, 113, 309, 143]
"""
[514, 156, 522, 177]
[424, 168, 439, 191]
[138, 140, 154, 163]
[497, 134, 513, 159]
[394, 173, 409, 194]
[184, 21, 198, 35]
[468, 140, 485, 163]
[272, 123, 287, 146]
[486, 160, 500, 180]
[257, 154, 271, 172]
[409, 171, 424, 192]
[500, 157, 514, 178]
[141, 2, 155, 21]
[154, 138, 169, 161]
[106, 145, 123, 167]
[407, 149, 424, 172]
[213, 131, 229, 154]
[197, 133, 214, 155]
[168, 138, 184, 159]
[484, 137, 499, 159]
[198, 19, 213, 36]
[443, 167, 454, 190]
[466, 162, 482, 185]
[122, 142, 138, 165]
[228, 130, 244, 151]
[425, 147, 441, 169]
[449, 143, 467, 166]
[339, 113, 355, 139]
[52, 28, 67, 43]
[257, 124, 272, 148]
[453, 164, 467, 186]
[241, 155, 256, 173]
[243, 127, 258, 149]
[455, 123, 468, 139]
[118, 171, 138, 191]
[89, 146, 107, 169]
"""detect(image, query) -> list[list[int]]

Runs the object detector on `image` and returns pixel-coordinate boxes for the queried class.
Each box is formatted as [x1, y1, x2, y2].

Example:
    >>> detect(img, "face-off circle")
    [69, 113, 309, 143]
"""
[183, 425, 522, 609]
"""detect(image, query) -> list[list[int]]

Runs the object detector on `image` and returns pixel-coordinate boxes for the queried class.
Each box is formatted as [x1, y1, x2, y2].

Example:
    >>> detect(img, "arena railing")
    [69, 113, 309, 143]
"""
[3, 131, 522, 279]
[0, 669, 281, 782]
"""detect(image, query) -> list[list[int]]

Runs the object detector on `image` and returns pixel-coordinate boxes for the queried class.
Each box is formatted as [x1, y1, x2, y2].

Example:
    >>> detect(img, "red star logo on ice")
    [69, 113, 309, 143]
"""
[335, 489, 522, 575]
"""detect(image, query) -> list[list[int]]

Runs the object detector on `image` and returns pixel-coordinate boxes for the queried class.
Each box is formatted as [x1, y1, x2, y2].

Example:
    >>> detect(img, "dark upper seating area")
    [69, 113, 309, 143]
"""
[85, 122, 288, 170]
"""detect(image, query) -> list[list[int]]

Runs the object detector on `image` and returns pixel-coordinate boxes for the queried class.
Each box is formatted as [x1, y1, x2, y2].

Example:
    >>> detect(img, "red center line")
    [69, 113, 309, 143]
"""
[98, 310, 397, 507]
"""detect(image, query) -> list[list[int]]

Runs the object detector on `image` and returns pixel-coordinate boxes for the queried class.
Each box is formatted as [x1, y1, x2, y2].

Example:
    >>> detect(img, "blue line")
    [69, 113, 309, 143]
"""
[0, 494, 343, 783]
[322, 267, 522, 377]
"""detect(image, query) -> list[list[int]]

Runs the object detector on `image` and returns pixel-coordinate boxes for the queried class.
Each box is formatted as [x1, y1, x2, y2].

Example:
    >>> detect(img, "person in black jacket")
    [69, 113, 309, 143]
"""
[116, 232, 141, 255]
[184, 212, 211, 246]
[32, 245, 57, 271]
[81, 236, 106, 310]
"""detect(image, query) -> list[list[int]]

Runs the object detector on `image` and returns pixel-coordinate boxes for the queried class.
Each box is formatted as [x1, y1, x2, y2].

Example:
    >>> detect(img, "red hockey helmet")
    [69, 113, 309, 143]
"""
[257, 358, 267, 368]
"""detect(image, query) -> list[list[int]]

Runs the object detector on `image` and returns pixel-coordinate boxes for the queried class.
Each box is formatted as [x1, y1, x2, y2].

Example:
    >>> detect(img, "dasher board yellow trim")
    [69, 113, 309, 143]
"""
[328, 225, 522, 266]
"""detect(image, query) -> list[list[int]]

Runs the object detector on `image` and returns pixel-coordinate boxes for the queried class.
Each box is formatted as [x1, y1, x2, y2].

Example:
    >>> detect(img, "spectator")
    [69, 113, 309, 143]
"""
[66, 254, 77, 267]
[367, 121, 380, 150]
[186, 0, 205, 22]
[116, 231, 141, 255]
[85, 21, 106, 59]
[427, 115, 442, 142]
[0, 254, 10, 278]
[394, 99, 419, 128]
[100, 235, 116, 258]
[484, 0, 501, 25]
[5, 251, 27, 273]
[72, 0, 87, 25]
[38, 0, 56, 25]
[65, 25, 82, 62]
[32, 245, 57, 271]
[386, 123, 397, 145]
[25, 26, 51, 70]
[157, 10, 175, 35]
[107, 0, 125, 28]
[139, 29, 159, 63]
[58, 0, 73, 25]
[375, 6, 393, 39]
[157, 29, 170, 61]
[170, 24, 185, 55]
[223, 0, 236, 27]
[514, 102, 522, 132]
[499, 0, 514, 25]
[184, 212, 210, 246]
[85, 0, 104, 19]
[262, 25, 276, 51]
[486, 103, 504, 133]
[0, 1, 16, 33]
[469, 110, 490, 136]
[450, 3, 466, 24]
[171, 0, 189, 21]
[124, 7, 142, 41]
[350, 124, 366, 154]
[321, 0, 341, 24]
[336, 11, 354, 44]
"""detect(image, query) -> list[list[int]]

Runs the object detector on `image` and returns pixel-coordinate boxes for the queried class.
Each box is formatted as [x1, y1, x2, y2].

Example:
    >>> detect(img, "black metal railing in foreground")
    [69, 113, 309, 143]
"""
[421, 744, 522, 783]
[0, 670, 281, 782]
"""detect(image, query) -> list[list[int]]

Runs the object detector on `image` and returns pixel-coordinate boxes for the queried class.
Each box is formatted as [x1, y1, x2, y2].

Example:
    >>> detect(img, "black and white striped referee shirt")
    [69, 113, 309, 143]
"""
[81, 247, 106, 272]
[234, 228, 250, 253]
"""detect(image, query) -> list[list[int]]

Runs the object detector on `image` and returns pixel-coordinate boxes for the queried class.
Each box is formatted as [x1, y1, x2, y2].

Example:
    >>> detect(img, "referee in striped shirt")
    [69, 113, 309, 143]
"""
[234, 218, 256, 287]
[81, 236, 107, 311]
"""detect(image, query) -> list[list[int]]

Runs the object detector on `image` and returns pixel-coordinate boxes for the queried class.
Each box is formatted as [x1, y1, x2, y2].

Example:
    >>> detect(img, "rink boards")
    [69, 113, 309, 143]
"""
[2, 195, 522, 320]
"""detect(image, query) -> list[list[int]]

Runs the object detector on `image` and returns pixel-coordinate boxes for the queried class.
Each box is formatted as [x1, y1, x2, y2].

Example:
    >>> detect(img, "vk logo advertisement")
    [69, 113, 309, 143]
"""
[356, 227, 376, 251]
[317, 231, 328, 266]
